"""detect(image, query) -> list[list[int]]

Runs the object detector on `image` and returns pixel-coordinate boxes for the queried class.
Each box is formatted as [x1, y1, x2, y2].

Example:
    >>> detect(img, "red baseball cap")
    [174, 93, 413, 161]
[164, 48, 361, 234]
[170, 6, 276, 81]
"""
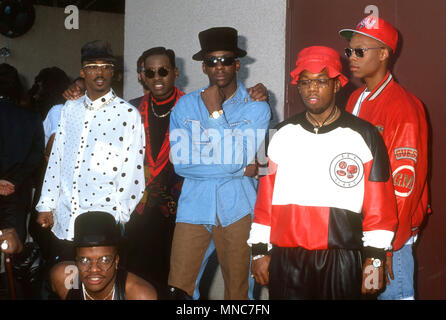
[339, 15, 398, 52]
[290, 46, 348, 87]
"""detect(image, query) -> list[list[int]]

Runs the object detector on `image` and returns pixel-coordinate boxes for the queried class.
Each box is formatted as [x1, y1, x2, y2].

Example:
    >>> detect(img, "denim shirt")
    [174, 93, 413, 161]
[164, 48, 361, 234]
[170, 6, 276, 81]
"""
[169, 82, 271, 227]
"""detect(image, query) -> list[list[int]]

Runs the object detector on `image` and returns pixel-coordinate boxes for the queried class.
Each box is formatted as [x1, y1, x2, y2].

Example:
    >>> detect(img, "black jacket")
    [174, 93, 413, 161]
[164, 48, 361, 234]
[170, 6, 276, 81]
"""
[0, 98, 44, 187]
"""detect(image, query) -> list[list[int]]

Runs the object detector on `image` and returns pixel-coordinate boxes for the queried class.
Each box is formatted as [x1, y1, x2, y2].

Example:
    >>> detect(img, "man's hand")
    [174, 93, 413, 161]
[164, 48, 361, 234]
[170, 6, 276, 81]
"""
[243, 163, 258, 178]
[37, 211, 54, 229]
[0, 228, 23, 254]
[0, 180, 15, 196]
[201, 85, 225, 114]
[361, 258, 384, 295]
[247, 83, 268, 102]
[384, 254, 394, 285]
[62, 82, 83, 101]
[251, 255, 270, 285]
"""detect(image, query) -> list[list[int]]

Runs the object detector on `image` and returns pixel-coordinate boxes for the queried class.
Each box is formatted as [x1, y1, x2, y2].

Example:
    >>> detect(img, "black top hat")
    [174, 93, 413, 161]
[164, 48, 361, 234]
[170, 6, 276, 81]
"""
[81, 40, 115, 63]
[73, 212, 120, 247]
[192, 27, 247, 61]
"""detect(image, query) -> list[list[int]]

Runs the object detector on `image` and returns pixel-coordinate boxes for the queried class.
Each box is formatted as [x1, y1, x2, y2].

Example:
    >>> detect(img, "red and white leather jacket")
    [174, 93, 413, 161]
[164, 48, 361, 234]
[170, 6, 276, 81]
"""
[248, 110, 398, 251]
[345, 72, 430, 251]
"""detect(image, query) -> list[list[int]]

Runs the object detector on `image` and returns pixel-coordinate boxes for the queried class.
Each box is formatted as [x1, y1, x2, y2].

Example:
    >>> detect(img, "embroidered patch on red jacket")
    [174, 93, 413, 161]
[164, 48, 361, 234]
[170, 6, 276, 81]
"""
[394, 147, 418, 163]
[392, 165, 415, 197]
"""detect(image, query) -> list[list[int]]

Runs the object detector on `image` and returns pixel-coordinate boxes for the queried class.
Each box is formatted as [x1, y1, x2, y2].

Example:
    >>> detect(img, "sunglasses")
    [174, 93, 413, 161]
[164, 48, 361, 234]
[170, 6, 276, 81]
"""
[83, 63, 114, 73]
[297, 78, 332, 89]
[144, 67, 170, 79]
[344, 47, 384, 58]
[203, 56, 236, 67]
[76, 254, 117, 272]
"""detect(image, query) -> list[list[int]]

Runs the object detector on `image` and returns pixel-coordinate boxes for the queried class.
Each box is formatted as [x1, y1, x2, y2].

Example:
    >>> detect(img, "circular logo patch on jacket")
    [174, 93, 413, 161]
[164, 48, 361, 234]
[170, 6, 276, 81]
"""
[392, 165, 415, 197]
[330, 153, 364, 188]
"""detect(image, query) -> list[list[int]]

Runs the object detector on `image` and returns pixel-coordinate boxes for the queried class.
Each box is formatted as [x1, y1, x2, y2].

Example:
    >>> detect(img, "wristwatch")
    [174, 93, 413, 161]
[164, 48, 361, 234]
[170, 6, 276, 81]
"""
[371, 258, 382, 268]
[210, 109, 224, 119]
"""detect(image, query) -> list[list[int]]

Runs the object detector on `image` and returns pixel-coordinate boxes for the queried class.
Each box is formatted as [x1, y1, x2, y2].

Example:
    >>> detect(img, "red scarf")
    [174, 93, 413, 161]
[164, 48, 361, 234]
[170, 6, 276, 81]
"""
[135, 87, 184, 214]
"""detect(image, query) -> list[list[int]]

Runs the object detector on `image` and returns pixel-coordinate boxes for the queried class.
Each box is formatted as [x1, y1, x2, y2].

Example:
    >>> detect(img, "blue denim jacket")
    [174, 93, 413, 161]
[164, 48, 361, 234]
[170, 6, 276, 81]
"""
[169, 82, 271, 227]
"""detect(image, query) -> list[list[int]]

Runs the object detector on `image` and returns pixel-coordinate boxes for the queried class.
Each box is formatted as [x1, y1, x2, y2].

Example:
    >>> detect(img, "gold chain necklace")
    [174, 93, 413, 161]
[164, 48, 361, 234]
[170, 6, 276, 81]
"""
[150, 98, 174, 118]
[305, 106, 338, 134]
[83, 283, 115, 300]
[83, 92, 116, 111]
[226, 84, 238, 101]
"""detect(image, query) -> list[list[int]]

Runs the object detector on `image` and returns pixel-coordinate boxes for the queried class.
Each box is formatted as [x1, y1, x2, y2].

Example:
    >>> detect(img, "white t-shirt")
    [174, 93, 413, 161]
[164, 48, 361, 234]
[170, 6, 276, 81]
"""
[352, 89, 370, 117]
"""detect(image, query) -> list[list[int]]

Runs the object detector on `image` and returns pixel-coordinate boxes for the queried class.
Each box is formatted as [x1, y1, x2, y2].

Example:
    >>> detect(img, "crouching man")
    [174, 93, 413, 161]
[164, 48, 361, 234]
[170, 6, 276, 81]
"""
[50, 211, 157, 300]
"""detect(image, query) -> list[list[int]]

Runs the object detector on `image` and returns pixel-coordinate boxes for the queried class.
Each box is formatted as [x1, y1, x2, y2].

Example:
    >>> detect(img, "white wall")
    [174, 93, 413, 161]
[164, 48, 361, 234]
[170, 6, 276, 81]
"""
[124, 0, 286, 124]
[0, 5, 124, 91]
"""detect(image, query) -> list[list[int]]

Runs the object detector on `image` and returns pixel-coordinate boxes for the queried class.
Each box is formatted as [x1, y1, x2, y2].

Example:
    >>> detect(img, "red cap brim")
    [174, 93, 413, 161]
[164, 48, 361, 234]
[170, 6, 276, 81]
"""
[290, 61, 348, 87]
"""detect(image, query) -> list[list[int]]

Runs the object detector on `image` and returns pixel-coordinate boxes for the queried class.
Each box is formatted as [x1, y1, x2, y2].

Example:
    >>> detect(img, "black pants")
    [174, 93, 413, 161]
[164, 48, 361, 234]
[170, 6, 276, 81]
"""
[269, 246, 363, 300]
[124, 207, 176, 299]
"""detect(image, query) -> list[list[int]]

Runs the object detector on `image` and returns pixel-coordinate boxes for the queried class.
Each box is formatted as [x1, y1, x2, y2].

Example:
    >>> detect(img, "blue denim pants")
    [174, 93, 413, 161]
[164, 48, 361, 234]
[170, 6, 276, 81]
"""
[378, 244, 415, 300]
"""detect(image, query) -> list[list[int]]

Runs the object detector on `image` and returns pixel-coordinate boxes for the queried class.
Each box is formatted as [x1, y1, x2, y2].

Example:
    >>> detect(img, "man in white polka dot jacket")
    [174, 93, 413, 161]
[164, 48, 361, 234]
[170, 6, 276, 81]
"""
[36, 40, 146, 262]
